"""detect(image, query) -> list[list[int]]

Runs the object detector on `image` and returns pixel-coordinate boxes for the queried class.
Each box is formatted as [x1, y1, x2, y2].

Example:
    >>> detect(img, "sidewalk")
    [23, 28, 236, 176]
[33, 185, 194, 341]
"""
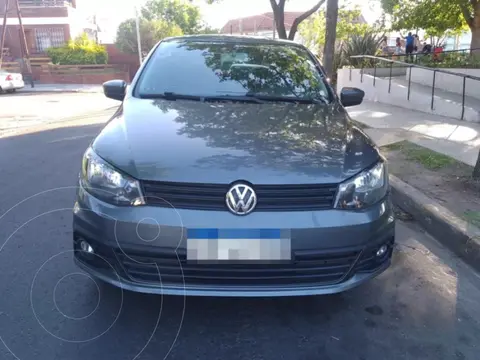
[348, 101, 480, 167]
[17, 84, 103, 94]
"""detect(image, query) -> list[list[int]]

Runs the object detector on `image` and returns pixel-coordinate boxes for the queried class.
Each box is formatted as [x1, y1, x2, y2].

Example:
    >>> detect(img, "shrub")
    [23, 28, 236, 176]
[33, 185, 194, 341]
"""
[47, 33, 108, 65]
[340, 32, 384, 68]
[417, 51, 480, 69]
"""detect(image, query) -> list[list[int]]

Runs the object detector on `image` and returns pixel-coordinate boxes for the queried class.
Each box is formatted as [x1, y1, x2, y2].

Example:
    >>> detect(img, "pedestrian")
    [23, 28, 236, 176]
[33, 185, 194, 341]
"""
[404, 32, 415, 62]
[422, 42, 432, 54]
[380, 36, 389, 55]
[412, 34, 421, 62]
[392, 37, 402, 60]
[433, 44, 444, 62]
[414, 35, 421, 52]
[397, 38, 402, 51]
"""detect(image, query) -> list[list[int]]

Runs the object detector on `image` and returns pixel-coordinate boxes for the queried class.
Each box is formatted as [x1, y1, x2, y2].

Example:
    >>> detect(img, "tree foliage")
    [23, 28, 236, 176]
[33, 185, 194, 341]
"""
[115, 18, 183, 55]
[300, 5, 373, 56]
[200, 25, 221, 34]
[204, 0, 326, 40]
[380, 0, 469, 39]
[142, 0, 203, 34]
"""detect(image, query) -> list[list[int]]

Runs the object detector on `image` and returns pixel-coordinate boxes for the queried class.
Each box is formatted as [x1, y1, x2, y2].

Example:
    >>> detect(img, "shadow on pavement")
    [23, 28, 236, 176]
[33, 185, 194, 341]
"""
[0, 124, 478, 360]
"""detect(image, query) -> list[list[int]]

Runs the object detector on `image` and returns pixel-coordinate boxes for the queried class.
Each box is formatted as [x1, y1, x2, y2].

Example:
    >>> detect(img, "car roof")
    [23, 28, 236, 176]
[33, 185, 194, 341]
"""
[161, 34, 305, 48]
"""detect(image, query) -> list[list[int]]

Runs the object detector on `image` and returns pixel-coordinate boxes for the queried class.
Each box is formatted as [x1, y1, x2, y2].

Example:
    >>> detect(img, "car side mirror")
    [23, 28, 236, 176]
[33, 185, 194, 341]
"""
[340, 87, 365, 107]
[103, 80, 127, 101]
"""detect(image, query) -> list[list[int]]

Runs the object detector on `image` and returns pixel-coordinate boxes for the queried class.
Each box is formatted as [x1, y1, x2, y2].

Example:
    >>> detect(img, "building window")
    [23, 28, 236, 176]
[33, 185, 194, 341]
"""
[35, 28, 65, 52]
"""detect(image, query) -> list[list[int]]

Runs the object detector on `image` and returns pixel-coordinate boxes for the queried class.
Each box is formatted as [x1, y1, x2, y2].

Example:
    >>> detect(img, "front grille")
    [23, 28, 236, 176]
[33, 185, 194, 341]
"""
[114, 248, 360, 286]
[141, 181, 338, 211]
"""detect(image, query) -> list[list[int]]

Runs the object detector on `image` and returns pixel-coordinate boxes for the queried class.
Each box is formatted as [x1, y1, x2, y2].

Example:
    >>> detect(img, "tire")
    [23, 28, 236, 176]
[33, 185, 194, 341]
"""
[6, 89, 15, 94]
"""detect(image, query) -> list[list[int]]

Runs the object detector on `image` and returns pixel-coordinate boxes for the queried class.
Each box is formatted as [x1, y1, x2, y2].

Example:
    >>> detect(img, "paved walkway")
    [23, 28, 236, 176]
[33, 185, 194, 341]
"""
[348, 101, 480, 167]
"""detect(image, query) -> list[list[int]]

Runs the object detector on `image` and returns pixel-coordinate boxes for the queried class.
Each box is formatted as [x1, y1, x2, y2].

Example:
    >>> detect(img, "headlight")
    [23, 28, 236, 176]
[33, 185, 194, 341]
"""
[334, 162, 388, 209]
[80, 147, 144, 206]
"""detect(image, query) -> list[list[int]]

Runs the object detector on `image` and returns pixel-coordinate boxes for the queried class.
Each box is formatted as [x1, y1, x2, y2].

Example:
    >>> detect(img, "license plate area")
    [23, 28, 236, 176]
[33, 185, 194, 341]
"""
[186, 229, 291, 263]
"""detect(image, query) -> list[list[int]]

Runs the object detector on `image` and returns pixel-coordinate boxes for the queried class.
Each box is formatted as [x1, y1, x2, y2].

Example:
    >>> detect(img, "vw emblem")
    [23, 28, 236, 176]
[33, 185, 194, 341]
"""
[226, 183, 257, 215]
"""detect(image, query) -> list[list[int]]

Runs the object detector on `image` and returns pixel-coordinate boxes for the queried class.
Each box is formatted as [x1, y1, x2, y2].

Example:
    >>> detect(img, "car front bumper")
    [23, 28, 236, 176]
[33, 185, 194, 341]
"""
[73, 185, 395, 297]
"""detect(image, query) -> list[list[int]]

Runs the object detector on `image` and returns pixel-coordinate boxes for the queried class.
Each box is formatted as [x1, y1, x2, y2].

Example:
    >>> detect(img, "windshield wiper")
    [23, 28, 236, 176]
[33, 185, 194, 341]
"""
[138, 92, 327, 104]
[138, 92, 265, 103]
[245, 93, 328, 105]
[138, 92, 203, 101]
[204, 95, 265, 103]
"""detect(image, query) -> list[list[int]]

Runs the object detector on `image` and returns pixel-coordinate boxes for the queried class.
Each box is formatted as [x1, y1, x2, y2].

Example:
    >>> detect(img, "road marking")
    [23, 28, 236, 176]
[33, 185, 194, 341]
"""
[48, 134, 98, 143]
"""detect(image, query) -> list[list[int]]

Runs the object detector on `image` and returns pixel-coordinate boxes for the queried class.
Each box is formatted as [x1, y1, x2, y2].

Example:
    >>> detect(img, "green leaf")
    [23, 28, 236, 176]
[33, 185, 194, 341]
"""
[300, 5, 383, 57]
[141, 0, 203, 35]
[115, 18, 183, 55]
[381, 0, 469, 36]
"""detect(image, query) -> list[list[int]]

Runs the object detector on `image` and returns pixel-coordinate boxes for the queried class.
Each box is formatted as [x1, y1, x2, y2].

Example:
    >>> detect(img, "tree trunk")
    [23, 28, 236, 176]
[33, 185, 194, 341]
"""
[274, 17, 288, 39]
[270, 0, 288, 39]
[473, 149, 480, 179]
[471, 27, 480, 52]
[468, 3, 480, 54]
[322, 0, 338, 79]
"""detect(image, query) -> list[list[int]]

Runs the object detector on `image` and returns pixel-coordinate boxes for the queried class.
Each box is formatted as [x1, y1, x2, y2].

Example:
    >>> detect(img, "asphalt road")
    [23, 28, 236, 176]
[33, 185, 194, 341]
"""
[0, 92, 119, 134]
[0, 101, 480, 360]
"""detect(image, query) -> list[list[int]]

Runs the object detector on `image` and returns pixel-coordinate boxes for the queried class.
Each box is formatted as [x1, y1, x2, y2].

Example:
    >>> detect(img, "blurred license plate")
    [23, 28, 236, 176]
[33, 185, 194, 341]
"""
[186, 229, 291, 262]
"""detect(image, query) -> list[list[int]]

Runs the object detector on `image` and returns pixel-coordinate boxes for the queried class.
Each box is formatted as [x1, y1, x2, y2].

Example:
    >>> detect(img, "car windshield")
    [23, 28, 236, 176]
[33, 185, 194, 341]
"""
[135, 39, 332, 103]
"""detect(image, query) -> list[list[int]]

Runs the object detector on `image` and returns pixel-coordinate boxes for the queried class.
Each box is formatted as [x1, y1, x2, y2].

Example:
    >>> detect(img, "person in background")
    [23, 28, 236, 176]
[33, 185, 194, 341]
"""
[404, 32, 415, 61]
[433, 44, 444, 61]
[412, 34, 421, 62]
[414, 34, 421, 52]
[422, 42, 432, 54]
[393, 37, 402, 60]
[380, 36, 389, 55]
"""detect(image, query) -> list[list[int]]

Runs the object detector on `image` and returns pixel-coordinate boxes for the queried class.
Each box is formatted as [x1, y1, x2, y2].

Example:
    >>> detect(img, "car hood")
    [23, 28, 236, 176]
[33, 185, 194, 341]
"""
[92, 97, 379, 184]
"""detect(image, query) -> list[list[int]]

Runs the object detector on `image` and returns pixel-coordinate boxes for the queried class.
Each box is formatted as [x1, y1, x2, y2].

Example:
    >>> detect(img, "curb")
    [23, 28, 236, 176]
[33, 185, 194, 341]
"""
[17, 90, 102, 95]
[390, 174, 480, 271]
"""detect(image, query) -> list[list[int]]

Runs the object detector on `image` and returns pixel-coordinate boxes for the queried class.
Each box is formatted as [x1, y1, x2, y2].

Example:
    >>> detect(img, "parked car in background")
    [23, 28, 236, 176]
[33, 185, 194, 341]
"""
[73, 35, 395, 297]
[0, 70, 24, 93]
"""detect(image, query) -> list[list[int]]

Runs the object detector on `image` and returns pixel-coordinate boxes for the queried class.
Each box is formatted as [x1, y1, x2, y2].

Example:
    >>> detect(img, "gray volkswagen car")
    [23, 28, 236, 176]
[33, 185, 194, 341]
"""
[73, 35, 395, 297]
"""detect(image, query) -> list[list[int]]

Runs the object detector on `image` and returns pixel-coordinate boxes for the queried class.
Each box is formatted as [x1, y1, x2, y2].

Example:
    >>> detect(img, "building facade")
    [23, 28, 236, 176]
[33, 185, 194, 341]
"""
[0, 0, 96, 60]
[220, 12, 306, 43]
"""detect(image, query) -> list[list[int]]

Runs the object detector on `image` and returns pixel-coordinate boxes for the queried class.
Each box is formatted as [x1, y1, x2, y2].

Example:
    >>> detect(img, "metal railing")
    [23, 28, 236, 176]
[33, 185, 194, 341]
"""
[349, 55, 480, 120]
[379, 47, 480, 58]
[378, 47, 480, 68]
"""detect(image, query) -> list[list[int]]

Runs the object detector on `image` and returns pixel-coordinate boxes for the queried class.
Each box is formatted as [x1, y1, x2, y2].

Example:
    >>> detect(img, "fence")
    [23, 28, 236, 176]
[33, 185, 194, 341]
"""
[37, 64, 130, 84]
[0, 61, 21, 73]
[378, 47, 480, 68]
[349, 55, 480, 121]
[19, 0, 72, 7]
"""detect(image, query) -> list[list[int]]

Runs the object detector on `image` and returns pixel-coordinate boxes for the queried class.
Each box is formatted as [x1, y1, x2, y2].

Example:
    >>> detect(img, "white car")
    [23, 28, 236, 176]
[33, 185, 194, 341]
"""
[0, 70, 24, 93]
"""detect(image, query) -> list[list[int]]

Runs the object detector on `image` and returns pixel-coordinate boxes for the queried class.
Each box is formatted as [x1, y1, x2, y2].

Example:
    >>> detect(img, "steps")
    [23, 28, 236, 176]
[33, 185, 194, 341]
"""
[337, 69, 480, 122]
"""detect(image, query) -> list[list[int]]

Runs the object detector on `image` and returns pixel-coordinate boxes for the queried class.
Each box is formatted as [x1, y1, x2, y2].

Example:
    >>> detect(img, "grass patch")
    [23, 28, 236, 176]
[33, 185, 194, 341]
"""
[463, 210, 480, 228]
[382, 141, 456, 170]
